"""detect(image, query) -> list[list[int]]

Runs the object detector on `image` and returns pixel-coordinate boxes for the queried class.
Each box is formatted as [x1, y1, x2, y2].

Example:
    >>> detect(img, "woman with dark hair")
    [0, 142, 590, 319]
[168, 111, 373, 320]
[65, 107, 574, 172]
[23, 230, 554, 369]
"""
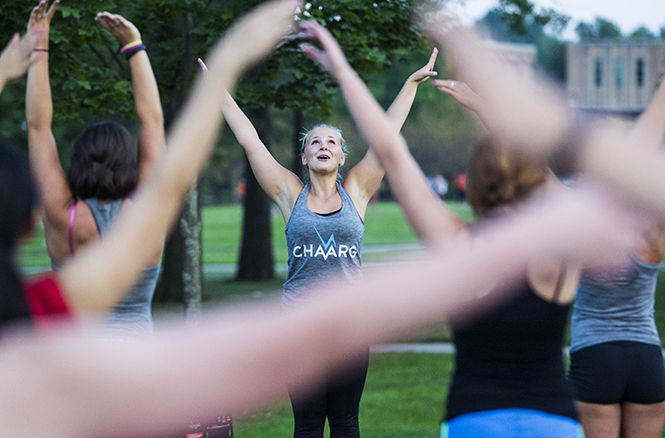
[297, 20, 585, 437]
[67, 121, 139, 201]
[428, 22, 665, 438]
[0, 0, 287, 331]
[25, 0, 165, 336]
[212, 38, 438, 437]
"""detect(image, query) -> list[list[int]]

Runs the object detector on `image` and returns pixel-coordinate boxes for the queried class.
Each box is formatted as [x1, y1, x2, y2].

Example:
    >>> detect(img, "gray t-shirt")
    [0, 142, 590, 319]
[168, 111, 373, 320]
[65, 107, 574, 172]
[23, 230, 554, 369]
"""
[570, 253, 661, 352]
[85, 199, 161, 337]
[282, 182, 364, 306]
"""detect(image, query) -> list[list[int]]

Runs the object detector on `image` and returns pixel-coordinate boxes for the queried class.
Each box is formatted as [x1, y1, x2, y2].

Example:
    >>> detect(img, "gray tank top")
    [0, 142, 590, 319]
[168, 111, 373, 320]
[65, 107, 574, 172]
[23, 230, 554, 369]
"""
[570, 253, 661, 352]
[85, 199, 161, 336]
[282, 182, 364, 306]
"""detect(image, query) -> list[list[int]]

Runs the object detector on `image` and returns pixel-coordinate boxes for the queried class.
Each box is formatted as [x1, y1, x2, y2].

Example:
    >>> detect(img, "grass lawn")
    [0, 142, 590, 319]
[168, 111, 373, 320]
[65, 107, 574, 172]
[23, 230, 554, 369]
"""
[17, 200, 472, 267]
[18, 199, 665, 344]
[233, 352, 453, 438]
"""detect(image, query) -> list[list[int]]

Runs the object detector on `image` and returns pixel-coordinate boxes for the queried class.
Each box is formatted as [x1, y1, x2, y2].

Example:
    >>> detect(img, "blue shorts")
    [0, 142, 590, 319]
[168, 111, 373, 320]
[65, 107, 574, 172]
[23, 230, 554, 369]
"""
[441, 409, 584, 438]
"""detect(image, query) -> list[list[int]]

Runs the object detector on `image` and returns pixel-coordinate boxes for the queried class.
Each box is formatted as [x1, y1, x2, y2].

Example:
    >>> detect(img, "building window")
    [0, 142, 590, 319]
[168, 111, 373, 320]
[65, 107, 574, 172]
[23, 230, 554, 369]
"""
[615, 58, 624, 88]
[594, 59, 603, 87]
[636, 58, 645, 87]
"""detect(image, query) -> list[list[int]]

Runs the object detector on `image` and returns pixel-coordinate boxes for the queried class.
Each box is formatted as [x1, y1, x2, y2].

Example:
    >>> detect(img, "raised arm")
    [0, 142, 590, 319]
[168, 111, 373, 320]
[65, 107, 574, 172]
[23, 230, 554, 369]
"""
[25, 0, 74, 231]
[627, 75, 665, 151]
[198, 58, 303, 221]
[222, 87, 302, 220]
[0, 28, 42, 94]
[95, 12, 166, 186]
[342, 48, 439, 215]
[624, 74, 665, 262]
[300, 21, 465, 245]
[57, 0, 300, 314]
[385, 48, 438, 129]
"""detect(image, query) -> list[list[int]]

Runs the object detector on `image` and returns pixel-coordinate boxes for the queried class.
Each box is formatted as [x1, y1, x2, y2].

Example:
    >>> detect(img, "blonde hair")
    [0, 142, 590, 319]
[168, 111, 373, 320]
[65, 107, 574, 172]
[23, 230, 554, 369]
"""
[300, 124, 348, 157]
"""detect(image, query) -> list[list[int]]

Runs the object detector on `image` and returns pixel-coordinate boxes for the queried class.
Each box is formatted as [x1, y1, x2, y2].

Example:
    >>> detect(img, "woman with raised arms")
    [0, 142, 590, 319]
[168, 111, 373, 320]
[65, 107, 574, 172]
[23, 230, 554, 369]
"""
[25, 0, 165, 337]
[217, 37, 437, 437]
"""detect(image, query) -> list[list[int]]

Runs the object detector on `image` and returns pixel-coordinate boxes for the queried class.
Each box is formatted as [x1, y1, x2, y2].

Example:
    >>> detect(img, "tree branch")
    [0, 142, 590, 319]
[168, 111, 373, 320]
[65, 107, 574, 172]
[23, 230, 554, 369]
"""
[87, 42, 110, 69]
[85, 43, 122, 81]
[105, 44, 125, 75]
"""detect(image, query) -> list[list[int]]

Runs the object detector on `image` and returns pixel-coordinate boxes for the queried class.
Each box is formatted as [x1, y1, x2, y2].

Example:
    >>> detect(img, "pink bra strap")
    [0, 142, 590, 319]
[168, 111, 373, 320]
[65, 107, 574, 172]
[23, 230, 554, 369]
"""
[68, 202, 77, 256]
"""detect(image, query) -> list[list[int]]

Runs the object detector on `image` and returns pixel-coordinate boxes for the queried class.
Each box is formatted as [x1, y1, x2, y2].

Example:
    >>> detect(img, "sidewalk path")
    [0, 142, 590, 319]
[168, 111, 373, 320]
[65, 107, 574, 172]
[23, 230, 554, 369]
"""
[20, 243, 424, 276]
[371, 343, 455, 354]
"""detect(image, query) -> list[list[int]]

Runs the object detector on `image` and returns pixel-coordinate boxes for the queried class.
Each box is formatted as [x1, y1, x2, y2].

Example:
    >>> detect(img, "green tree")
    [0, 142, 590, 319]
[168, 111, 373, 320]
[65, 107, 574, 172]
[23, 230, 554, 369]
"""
[0, 1, 126, 146]
[1, 0, 569, 310]
[1, 0, 426, 308]
[476, 8, 567, 83]
[494, 0, 569, 36]
[628, 26, 656, 40]
[0, 0, 237, 317]
[575, 17, 623, 41]
[123, 1, 236, 311]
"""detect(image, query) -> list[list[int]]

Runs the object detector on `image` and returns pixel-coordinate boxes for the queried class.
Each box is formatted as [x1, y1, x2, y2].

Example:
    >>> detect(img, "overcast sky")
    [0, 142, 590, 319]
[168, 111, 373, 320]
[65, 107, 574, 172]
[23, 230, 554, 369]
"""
[451, 0, 665, 40]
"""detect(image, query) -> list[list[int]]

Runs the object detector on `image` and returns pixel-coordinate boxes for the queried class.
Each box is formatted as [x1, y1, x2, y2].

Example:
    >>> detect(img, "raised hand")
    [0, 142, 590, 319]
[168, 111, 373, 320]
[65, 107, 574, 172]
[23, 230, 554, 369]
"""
[298, 20, 350, 78]
[27, 0, 59, 47]
[431, 78, 484, 113]
[408, 48, 438, 84]
[0, 30, 43, 91]
[95, 12, 141, 46]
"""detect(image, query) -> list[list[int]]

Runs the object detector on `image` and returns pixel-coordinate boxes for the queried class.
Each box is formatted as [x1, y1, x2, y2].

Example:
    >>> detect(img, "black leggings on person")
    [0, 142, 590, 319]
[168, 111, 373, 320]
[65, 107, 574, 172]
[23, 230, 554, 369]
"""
[289, 348, 370, 438]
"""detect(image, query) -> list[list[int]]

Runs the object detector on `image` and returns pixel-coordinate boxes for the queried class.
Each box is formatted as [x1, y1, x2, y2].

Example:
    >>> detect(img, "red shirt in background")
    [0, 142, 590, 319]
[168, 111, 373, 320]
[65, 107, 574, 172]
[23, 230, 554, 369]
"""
[24, 274, 74, 328]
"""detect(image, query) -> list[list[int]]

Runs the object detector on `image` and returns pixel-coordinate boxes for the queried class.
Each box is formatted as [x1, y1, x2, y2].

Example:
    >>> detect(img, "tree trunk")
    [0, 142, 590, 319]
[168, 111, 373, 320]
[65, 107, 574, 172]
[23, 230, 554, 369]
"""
[153, 6, 204, 319]
[236, 106, 275, 280]
[292, 110, 305, 180]
[154, 188, 202, 312]
[181, 186, 203, 323]
[154, 214, 185, 304]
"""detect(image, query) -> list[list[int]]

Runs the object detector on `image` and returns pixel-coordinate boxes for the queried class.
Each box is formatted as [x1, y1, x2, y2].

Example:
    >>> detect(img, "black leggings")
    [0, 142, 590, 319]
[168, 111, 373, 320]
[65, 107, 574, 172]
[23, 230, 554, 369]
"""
[289, 348, 370, 438]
